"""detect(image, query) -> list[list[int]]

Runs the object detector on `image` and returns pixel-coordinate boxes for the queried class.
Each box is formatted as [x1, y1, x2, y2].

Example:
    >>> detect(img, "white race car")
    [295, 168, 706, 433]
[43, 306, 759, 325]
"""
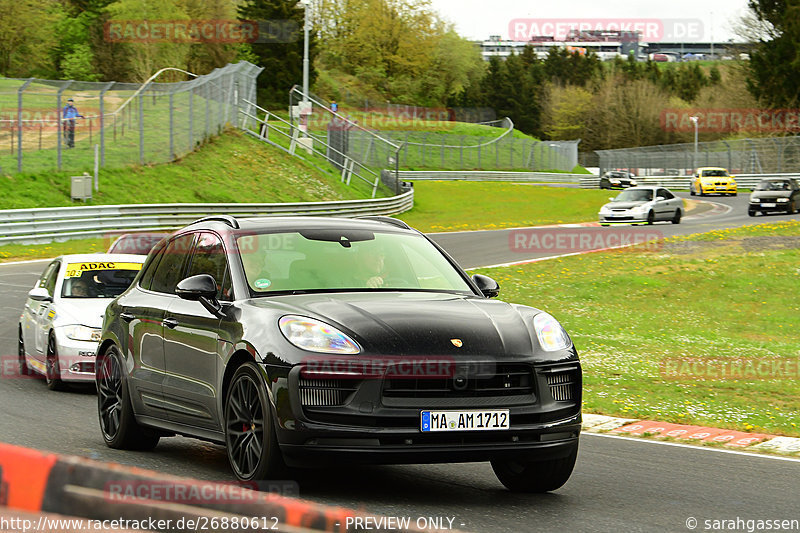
[18, 254, 145, 390]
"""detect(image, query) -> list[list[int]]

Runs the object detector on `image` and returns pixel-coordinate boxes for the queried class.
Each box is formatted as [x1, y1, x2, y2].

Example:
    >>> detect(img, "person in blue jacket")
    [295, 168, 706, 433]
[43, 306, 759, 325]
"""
[62, 98, 84, 148]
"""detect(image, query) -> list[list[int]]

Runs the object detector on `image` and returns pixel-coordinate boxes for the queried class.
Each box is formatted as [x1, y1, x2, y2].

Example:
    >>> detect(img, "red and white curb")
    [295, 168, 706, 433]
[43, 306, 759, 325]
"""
[582, 413, 800, 455]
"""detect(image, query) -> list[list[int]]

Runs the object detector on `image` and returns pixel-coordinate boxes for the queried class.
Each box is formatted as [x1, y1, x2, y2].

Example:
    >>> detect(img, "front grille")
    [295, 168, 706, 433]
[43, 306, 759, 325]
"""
[382, 363, 534, 399]
[299, 379, 359, 407]
[546, 369, 579, 401]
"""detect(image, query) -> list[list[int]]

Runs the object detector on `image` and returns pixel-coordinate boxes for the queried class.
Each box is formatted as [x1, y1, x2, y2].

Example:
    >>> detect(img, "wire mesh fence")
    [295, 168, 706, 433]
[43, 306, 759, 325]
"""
[597, 136, 800, 177]
[0, 61, 262, 175]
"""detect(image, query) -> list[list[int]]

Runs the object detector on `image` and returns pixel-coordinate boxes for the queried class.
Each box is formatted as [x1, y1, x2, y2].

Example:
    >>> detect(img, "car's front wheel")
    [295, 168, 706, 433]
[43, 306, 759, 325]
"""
[45, 332, 65, 391]
[224, 362, 285, 481]
[672, 209, 682, 224]
[647, 210, 655, 225]
[97, 346, 160, 450]
[491, 445, 578, 492]
[748, 209, 758, 217]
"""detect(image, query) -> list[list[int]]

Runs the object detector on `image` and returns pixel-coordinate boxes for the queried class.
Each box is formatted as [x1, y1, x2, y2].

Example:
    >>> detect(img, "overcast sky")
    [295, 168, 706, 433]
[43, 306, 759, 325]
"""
[429, 0, 753, 42]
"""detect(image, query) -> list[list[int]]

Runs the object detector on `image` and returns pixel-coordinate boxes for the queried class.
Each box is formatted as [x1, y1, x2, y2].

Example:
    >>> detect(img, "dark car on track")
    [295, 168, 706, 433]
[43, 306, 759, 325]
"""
[107, 232, 170, 255]
[748, 178, 800, 216]
[599, 171, 637, 190]
[96, 216, 582, 492]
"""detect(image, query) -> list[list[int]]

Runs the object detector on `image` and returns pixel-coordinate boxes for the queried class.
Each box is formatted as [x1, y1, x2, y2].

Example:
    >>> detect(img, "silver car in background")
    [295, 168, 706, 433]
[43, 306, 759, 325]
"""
[598, 186, 684, 225]
[18, 254, 145, 390]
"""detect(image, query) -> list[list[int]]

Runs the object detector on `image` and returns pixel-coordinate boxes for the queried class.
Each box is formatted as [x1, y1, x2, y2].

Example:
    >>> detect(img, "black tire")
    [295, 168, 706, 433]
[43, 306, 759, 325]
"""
[45, 332, 66, 391]
[748, 209, 756, 217]
[224, 362, 286, 481]
[18, 326, 34, 376]
[672, 209, 682, 224]
[646, 210, 655, 225]
[97, 346, 160, 450]
[732, 192, 738, 197]
[689, 185, 695, 196]
[491, 444, 578, 493]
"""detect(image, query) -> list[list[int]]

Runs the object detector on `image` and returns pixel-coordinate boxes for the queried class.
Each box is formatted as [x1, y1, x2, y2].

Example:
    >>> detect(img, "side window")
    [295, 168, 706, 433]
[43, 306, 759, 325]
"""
[150, 233, 196, 294]
[185, 232, 232, 301]
[139, 242, 166, 291]
[659, 189, 674, 200]
[38, 261, 60, 295]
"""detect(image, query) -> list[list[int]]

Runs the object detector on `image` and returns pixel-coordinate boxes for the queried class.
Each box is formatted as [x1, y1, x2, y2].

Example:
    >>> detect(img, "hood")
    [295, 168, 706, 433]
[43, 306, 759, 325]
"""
[246, 292, 547, 358]
[700, 176, 732, 183]
[54, 298, 115, 328]
[604, 201, 648, 209]
[751, 190, 791, 199]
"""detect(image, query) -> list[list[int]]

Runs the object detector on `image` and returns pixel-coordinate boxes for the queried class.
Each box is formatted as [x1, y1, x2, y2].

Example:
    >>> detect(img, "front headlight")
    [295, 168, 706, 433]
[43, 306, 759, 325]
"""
[632, 205, 648, 214]
[750, 198, 759, 204]
[778, 198, 789, 202]
[533, 313, 571, 352]
[279, 315, 360, 354]
[64, 325, 101, 342]
[599, 205, 611, 215]
[630, 179, 637, 186]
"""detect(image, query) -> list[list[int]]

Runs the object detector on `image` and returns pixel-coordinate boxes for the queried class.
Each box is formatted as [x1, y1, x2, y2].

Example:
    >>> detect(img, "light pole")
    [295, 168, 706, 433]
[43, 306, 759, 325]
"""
[689, 115, 699, 170]
[299, 0, 311, 104]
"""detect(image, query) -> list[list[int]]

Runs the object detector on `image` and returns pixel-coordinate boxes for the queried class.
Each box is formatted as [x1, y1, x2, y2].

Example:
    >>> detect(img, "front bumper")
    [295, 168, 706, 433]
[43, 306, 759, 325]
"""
[750, 200, 792, 212]
[267, 360, 582, 466]
[699, 184, 736, 194]
[53, 332, 98, 382]
[599, 212, 649, 224]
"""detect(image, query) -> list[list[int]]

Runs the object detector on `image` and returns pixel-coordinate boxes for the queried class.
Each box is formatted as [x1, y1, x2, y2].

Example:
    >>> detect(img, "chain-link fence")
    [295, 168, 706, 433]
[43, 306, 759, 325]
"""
[597, 136, 800, 177]
[0, 61, 262, 175]
[357, 131, 579, 172]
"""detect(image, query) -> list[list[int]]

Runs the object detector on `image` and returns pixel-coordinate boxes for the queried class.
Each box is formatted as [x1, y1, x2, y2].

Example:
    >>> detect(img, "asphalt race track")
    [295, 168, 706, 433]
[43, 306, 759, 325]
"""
[1, 192, 798, 532]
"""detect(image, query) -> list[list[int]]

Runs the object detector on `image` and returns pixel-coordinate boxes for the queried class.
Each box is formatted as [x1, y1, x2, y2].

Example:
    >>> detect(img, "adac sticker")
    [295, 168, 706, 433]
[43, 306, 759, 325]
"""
[64, 262, 142, 278]
[254, 278, 272, 289]
[47, 310, 56, 320]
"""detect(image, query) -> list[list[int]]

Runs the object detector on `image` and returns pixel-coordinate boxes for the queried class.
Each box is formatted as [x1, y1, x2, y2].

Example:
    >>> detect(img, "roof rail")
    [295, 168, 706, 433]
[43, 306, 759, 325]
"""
[191, 215, 240, 229]
[358, 216, 411, 230]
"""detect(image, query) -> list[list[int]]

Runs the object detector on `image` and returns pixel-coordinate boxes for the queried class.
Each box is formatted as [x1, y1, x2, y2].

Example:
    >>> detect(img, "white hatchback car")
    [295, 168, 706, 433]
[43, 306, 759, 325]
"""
[18, 254, 145, 390]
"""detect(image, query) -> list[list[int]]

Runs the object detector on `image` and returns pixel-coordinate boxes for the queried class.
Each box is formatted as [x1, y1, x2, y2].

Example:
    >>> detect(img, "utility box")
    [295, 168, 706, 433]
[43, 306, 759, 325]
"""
[71, 173, 92, 201]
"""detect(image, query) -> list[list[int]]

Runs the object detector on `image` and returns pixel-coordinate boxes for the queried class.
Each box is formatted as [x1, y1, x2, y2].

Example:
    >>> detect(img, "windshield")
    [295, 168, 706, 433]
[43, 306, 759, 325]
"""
[701, 170, 729, 177]
[61, 261, 142, 298]
[757, 180, 791, 191]
[612, 189, 653, 202]
[235, 230, 474, 295]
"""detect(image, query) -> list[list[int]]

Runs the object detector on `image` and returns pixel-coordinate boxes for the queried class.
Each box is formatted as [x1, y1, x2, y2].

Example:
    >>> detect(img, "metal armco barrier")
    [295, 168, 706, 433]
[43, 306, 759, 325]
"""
[391, 170, 588, 183]
[0, 441, 454, 533]
[0, 191, 413, 245]
[578, 173, 800, 189]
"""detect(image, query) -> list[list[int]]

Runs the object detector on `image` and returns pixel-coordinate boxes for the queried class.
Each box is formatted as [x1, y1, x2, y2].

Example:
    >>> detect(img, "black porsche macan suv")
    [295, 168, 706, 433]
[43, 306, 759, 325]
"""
[96, 215, 582, 492]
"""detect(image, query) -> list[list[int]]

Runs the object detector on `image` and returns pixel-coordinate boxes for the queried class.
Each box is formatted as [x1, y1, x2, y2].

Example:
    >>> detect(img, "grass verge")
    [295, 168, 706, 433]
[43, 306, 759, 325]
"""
[397, 182, 613, 232]
[0, 130, 374, 210]
[471, 220, 800, 437]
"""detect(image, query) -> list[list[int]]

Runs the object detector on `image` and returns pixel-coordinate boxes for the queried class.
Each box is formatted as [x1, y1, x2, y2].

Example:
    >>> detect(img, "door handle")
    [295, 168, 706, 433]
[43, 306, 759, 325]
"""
[120, 312, 135, 323]
[163, 318, 178, 329]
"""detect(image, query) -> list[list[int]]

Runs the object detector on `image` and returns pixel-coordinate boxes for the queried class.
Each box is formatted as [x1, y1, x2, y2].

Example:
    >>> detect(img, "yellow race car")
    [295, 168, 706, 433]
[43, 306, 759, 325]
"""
[690, 167, 737, 196]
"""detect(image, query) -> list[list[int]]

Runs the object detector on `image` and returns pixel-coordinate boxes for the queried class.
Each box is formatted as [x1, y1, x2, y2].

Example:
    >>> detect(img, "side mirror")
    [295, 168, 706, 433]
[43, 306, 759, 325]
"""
[657, 196, 666, 201]
[608, 197, 614, 201]
[472, 274, 500, 298]
[176, 274, 224, 317]
[28, 287, 52, 302]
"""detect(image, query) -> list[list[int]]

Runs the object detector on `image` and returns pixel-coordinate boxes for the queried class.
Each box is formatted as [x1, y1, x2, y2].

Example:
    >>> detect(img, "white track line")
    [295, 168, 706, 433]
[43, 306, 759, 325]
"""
[584, 432, 800, 463]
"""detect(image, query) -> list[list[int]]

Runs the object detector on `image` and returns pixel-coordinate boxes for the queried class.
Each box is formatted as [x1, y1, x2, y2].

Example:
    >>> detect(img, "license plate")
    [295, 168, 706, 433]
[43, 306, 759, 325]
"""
[762, 203, 776, 207]
[716, 186, 727, 190]
[420, 409, 510, 432]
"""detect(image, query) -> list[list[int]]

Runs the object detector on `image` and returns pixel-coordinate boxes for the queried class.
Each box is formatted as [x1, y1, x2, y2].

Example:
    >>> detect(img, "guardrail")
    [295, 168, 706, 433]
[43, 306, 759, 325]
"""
[579, 173, 800, 190]
[392, 170, 589, 183]
[0, 190, 414, 245]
